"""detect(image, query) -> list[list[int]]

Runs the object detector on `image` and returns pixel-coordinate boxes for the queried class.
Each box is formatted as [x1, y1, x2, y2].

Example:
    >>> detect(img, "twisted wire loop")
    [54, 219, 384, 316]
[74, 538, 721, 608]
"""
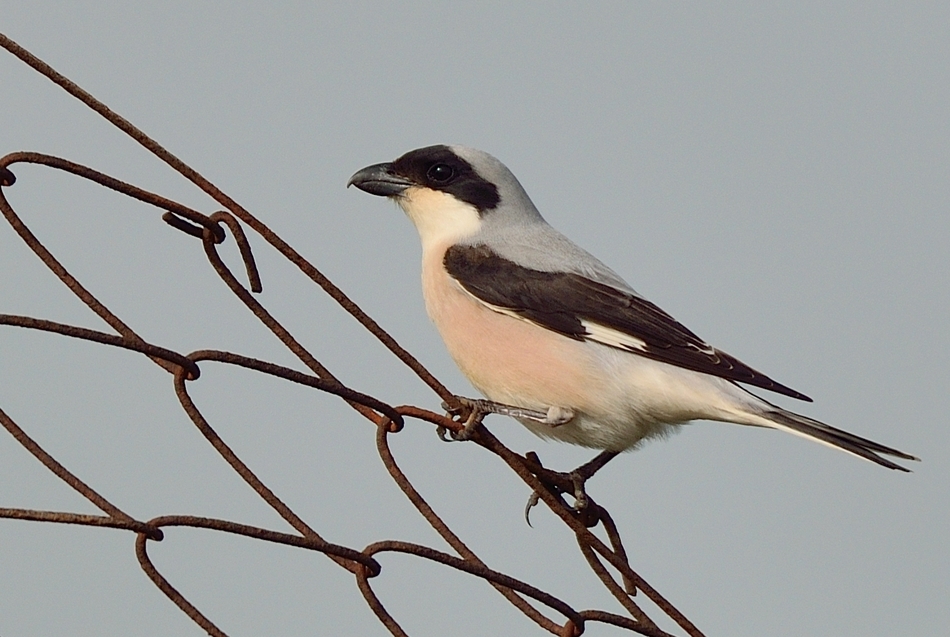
[0, 32, 706, 637]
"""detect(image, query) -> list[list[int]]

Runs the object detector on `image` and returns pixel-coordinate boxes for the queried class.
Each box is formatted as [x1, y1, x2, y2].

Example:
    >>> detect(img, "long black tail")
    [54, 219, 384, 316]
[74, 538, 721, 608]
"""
[763, 408, 919, 471]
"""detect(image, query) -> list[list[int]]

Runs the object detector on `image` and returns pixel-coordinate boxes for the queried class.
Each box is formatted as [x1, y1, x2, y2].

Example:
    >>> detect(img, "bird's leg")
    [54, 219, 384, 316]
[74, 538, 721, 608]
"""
[441, 397, 575, 441]
[495, 403, 574, 425]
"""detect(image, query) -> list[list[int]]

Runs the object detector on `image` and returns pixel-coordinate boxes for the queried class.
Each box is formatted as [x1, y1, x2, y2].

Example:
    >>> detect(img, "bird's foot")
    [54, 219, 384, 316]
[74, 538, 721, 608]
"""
[568, 469, 591, 510]
[439, 397, 487, 441]
[523, 450, 619, 526]
[523, 469, 597, 527]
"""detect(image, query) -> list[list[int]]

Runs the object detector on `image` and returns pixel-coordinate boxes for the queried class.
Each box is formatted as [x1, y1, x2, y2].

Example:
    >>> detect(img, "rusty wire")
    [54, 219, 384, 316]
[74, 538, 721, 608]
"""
[0, 33, 706, 637]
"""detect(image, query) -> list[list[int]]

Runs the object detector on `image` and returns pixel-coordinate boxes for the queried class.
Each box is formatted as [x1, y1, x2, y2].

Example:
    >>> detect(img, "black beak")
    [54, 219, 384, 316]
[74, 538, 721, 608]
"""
[347, 162, 413, 196]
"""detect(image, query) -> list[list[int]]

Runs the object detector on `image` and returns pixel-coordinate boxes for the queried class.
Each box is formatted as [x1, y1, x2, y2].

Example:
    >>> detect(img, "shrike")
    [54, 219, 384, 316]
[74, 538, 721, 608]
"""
[349, 145, 916, 473]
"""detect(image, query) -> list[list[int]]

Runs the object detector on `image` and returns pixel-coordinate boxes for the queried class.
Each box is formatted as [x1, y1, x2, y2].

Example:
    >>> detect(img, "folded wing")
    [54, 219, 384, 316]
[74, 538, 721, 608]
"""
[444, 243, 812, 401]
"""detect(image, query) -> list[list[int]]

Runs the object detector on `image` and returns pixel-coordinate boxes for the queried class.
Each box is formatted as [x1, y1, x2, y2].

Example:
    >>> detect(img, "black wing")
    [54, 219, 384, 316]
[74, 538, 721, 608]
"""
[444, 244, 811, 401]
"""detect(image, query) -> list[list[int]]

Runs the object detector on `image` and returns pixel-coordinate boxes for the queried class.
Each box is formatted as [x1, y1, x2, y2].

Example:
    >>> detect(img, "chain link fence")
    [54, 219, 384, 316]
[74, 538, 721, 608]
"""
[1, 34, 705, 637]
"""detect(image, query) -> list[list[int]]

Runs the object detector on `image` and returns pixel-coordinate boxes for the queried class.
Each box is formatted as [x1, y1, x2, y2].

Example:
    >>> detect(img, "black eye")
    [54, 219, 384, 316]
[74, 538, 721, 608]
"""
[426, 163, 455, 184]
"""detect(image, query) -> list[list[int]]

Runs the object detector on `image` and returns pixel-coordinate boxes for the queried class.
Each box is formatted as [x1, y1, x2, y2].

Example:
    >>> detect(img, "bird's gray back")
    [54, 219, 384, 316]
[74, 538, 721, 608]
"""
[450, 145, 639, 296]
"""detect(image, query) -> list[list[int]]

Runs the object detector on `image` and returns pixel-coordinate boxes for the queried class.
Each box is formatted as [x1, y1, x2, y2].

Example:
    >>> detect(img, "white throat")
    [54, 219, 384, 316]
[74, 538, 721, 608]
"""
[396, 187, 482, 253]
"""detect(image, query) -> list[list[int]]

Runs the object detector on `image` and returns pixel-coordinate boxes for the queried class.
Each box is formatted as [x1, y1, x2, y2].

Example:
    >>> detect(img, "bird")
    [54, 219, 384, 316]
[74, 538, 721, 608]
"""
[348, 144, 917, 478]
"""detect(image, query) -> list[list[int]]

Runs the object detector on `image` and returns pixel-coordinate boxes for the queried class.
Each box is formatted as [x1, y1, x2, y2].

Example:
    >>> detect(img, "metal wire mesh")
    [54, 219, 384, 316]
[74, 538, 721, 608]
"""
[0, 33, 705, 637]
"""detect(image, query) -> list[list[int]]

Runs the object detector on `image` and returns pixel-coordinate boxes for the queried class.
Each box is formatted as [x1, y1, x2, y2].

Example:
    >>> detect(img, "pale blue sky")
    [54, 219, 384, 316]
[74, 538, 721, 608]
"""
[2, 3, 947, 636]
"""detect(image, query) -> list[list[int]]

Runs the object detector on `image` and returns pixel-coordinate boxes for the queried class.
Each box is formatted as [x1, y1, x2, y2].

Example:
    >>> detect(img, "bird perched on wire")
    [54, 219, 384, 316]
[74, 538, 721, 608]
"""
[348, 144, 917, 483]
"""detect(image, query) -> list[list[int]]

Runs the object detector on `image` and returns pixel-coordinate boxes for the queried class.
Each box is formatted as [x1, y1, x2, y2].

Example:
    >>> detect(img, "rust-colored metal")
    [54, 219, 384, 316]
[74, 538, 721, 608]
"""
[136, 532, 228, 637]
[0, 32, 706, 636]
[378, 412, 563, 634]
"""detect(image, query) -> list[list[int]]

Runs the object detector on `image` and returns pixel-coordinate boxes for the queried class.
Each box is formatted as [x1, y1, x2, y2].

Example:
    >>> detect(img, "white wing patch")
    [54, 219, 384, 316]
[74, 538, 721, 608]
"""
[580, 320, 648, 352]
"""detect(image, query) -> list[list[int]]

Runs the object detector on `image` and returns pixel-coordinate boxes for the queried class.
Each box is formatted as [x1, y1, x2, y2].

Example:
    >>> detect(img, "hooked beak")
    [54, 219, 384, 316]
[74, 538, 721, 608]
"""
[347, 162, 413, 197]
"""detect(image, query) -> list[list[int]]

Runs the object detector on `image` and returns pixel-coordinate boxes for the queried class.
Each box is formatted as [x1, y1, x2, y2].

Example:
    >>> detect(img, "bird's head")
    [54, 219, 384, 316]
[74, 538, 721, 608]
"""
[348, 145, 542, 249]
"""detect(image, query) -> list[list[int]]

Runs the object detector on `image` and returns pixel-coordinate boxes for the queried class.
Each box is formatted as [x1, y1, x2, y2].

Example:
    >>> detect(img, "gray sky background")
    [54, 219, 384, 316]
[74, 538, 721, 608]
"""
[1, 3, 947, 636]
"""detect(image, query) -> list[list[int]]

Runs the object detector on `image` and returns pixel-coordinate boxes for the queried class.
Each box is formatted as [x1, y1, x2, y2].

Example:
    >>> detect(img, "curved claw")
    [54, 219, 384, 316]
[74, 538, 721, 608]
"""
[523, 491, 541, 527]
